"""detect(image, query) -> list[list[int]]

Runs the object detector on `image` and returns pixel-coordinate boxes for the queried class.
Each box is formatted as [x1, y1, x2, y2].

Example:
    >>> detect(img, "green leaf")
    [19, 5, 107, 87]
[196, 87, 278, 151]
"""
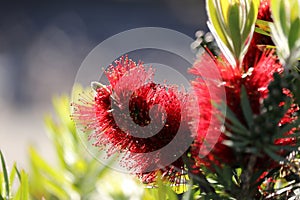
[223, 139, 251, 149]
[28, 147, 69, 187]
[279, 0, 289, 35]
[240, 86, 253, 128]
[206, 0, 259, 67]
[271, 0, 280, 22]
[143, 175, 178, 200]
[44, 115, 68, 169]
[254, 27, 271, 37]
[264, 147, 285, 161]
[274, 178, 290, 190]
[181, 184, 194, 200]
[79, 158, 111, 196]
[219, 1, 230, 24]
[0, 173, 3, 197]
[9, 164, 17, 193]
[52, 95, 74, 132]
[142, 189, 157, 200]
[217, 102, 249, 134]
[288, 18, 300, 50]
[241, 0, 260, 43]
[228, 3, 241, 59]
[14, 166, 21, 181]
[0, 151, 9, 200]
[224, 123, 250, 137]
[256, 19, 271, 33]
[290, 0, 300, 21]
[264, 45, 277, 49]
[42, 178, 71, 199]
[222, 166, 233, 188]
[207, 0, 231, 50]
[13, 170, 29, 200]
[271, 0, 300, 68]
[206, 0, 235, 66]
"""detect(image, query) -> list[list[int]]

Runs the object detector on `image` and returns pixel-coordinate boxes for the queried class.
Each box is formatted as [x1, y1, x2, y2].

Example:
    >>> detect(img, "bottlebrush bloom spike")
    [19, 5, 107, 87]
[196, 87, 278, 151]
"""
[189, 49, 298, 168]
[72, 56, 192, 183]
[258, 0, 272, 21]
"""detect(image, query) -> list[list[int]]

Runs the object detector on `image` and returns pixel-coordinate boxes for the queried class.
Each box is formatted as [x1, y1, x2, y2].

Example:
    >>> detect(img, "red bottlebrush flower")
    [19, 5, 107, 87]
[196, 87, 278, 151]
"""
[72, 56, 192, 183]
[189, 50, 294, 168]
[275, 89, 300, 145]
[258, 0, 272, 21]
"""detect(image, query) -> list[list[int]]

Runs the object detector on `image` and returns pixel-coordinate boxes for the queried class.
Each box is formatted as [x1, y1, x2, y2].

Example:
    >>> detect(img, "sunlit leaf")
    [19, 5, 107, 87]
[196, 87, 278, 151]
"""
[13, 170, 29, 200]
[288, 18, 300, 50]
[8, 164, 17, 194]
[228, 3, 242, 59]
[256, 19, 271, 33]
[255, 27, 271, 36]
[0, 151, 9, 199]
[206, 0, 259, 67]
[207, 0, 231, 51]
[279, 0, 288, 35]
[271, 0, 300, 68]
[29, 147, 70, 186]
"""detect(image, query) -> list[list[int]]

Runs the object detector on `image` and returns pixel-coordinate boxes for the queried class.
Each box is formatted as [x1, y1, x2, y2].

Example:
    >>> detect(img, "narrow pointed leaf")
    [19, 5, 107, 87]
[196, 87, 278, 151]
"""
[225, 123, 250, 137]
[288, 18, 300, 50]
[0, 151, 9, 199]
[13, 170, 29, 200]
[255, 27, 272, 36]
[241, 0, 260, 43]
[228, 3, 242, 59]
[271, 0, 280, 23]
[240, 86, 253, 127]
[29, 147, 68, 185]
[264, 147, 285, 161]
[279, 0, 289, 35]
[14, 166, 21, 181]
[256, 19, 271, 33]
[207, 0, 231, 50]
[216, 102, 249, 133]
[219, 1, 230, 24]
[291, 0, 300, 21]
[9, 164, 17, 192]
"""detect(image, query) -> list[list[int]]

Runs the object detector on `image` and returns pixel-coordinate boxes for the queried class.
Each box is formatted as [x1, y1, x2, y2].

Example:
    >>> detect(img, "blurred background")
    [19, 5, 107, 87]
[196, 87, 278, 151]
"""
[0, 0, 207, 168]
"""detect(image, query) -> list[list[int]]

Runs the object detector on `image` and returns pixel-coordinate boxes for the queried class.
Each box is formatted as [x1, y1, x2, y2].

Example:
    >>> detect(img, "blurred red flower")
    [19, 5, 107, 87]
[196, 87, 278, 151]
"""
[72, 56, 192, 184]
[258, 0, 272, 21]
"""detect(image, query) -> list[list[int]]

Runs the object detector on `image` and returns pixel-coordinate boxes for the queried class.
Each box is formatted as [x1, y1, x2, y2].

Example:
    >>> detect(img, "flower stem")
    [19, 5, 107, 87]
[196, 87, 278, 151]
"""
[239, 155, 257, 199]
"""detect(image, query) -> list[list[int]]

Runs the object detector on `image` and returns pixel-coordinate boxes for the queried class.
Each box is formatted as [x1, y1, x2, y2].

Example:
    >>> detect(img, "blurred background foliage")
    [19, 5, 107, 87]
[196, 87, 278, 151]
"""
[0, 151, 29, 200]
